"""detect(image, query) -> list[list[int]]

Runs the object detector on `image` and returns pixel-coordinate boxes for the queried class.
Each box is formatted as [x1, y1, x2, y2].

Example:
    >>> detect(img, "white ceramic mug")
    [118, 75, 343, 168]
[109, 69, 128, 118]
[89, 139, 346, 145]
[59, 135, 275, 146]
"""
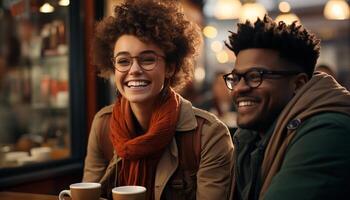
[59, 182, 101, 200]
[112, 186, 146, 200]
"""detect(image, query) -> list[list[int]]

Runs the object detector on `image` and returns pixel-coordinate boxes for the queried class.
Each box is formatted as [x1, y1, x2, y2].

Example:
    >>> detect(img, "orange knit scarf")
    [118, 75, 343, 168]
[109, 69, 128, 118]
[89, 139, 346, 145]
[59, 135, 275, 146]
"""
[109, 89, 180, 200]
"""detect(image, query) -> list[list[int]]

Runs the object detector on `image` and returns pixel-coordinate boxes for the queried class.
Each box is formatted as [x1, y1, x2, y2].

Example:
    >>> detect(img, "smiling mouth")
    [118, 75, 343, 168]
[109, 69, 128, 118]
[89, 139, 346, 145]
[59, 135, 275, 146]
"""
[237, 101, 258, 107]
[126, 80, 150, 88]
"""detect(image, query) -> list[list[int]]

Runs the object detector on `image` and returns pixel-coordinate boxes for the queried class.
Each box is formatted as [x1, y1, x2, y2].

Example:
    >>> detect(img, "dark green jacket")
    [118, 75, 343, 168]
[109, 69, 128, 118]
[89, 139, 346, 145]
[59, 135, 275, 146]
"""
[231, 72, 350, 200]
[264, 112, 350, 200]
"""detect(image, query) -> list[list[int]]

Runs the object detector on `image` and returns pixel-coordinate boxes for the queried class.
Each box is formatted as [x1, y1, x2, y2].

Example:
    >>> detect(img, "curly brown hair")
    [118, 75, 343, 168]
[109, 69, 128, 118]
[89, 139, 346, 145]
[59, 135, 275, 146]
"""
[92, 0, 201, 91]
[225, 15, 321, 78]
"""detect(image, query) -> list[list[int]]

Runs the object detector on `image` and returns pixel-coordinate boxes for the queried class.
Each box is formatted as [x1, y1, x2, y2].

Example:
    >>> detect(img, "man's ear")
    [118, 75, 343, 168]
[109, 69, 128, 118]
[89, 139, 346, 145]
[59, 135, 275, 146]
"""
[166, 63, 176, 79]
[293, 73, 308, 93]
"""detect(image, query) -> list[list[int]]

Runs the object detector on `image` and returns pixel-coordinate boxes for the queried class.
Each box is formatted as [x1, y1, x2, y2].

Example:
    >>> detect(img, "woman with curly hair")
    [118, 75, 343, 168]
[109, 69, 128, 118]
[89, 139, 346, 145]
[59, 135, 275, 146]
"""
[82, 0, 234, 199]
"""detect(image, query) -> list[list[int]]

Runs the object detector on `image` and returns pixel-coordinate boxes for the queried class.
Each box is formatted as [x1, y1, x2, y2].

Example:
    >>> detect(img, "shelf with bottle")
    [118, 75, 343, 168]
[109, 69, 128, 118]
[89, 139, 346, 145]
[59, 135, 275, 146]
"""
[40, 20, 68, 57]
[30, 53, 68, 67]
[31, 72, 69, 110]
[31, 55, 69, 110]
[31, 103, 69, 113]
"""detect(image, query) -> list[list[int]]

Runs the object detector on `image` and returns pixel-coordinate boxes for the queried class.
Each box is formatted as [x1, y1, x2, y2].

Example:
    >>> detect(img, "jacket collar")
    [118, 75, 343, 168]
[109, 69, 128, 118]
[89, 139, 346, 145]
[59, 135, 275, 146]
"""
[175, 95, 197, 132]
[166, 95, 198, 157]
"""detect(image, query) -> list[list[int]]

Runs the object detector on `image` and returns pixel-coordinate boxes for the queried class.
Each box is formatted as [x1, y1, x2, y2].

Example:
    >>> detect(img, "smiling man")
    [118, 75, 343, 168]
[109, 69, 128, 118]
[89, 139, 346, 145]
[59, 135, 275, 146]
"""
[224, 16, 350, 200]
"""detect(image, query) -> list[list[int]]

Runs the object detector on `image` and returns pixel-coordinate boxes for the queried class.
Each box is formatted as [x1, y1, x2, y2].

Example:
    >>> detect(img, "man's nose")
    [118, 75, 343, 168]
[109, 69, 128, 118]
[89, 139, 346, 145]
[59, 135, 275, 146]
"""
[232, 77, 250, 96]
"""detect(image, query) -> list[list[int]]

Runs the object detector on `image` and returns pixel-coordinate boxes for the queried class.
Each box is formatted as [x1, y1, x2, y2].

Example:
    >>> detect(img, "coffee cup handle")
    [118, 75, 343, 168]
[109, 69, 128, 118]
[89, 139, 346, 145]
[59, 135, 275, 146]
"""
[58, 190, 71, 200]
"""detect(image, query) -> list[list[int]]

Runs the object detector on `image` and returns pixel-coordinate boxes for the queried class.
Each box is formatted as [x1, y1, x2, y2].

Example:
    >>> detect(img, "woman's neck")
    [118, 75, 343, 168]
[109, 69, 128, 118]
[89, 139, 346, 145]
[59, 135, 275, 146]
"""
[130, 102, 155, 131]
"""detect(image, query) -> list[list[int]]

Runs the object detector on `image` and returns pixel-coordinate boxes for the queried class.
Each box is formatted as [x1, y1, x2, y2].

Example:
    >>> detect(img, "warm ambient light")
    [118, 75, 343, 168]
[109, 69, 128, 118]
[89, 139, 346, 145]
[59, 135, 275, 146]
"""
[203, 26, 218, 39]
[324, 0, 350, 20]
[275, 1, 300, 25]
[214, 0, 242, 20]
[275, 13, 300, 25]
[239, 2, 267, 23]
[279, 1, 291, 13]
[59, 0, 70, 6]
[194, 67, 206, 82]
[211, 41, 223, 52]
[216, 51, 229, 63]
[40, 3, 54, 13]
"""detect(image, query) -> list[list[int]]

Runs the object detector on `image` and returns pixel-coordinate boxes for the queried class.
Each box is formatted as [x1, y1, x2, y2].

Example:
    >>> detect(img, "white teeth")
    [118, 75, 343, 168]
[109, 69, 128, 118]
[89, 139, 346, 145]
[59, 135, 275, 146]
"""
[127, 81, 149, 87]
[238, 101, 256, 107]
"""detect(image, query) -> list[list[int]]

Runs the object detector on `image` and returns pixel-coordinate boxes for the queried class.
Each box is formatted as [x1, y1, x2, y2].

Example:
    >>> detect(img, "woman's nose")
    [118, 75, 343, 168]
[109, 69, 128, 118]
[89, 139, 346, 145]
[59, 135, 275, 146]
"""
[128, 58, 143, 74]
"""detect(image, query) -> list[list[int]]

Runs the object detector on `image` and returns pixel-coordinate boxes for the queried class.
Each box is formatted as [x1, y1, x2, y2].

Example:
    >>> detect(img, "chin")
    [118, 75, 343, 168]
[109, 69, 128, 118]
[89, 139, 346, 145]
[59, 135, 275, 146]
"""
[127, 96, 149, 104]
[127, 93, 158, 104]
[237, 115, 252, 126]
[239, 117, 277, 133]
[237, 121, 255, 130]
[237, 117, 261, 130]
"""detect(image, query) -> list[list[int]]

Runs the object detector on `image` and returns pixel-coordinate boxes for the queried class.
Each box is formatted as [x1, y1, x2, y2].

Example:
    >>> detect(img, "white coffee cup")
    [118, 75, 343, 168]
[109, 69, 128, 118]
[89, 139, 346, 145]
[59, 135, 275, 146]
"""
[59, 182, 101, 200]
[112, 186, 146, 200]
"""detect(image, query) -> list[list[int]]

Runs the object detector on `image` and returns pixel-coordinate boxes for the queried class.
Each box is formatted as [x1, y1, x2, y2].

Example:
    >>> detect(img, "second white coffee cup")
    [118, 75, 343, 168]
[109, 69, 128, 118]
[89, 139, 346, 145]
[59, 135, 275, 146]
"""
[112, 186, 146, 200]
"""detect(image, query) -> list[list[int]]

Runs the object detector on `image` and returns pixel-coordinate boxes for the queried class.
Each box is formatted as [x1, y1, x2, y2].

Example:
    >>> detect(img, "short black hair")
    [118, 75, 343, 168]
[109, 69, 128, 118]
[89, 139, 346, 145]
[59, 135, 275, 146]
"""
[225, 15, 321, 78]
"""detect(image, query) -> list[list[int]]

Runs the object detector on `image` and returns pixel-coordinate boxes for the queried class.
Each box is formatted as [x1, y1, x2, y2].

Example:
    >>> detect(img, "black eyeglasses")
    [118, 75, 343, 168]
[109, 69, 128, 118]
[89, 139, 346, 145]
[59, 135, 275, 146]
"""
[111, 51, 165, 72]
[223, 68, 301, 90]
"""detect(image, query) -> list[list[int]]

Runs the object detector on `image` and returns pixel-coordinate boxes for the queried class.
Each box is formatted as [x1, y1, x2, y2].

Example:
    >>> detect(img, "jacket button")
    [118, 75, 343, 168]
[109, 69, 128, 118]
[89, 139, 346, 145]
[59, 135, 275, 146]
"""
[287, 119, 301, 130]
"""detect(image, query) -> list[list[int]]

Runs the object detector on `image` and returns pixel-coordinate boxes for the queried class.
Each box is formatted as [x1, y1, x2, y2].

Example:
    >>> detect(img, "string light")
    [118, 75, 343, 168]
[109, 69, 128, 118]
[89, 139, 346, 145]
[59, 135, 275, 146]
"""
[39, 3, 55, 13]
[239, 2, 267, 23]
[324, 0, 350, 20]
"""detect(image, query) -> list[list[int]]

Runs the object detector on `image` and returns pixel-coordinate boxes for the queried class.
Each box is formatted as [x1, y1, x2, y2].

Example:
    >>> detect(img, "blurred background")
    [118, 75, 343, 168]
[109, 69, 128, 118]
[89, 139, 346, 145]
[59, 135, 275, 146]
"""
[0, 0, 349, 195]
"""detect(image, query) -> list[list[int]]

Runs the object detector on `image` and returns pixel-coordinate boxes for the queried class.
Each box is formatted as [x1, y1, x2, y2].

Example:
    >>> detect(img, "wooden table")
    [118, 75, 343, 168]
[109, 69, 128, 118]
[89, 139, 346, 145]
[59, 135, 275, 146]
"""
[0, 192, 58, 200]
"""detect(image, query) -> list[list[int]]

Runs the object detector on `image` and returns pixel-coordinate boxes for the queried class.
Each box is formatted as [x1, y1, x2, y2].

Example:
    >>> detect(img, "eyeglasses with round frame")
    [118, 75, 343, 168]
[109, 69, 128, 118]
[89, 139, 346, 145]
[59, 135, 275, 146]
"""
[111, 51, 165, 72]
[222, 68, 301, 90]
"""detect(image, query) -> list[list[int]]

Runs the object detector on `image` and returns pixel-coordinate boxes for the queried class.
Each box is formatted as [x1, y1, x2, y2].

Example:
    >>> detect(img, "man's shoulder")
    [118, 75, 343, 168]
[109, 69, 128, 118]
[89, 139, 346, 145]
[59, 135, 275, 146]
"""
[289, 112, 350, 147]
[301, 112, 350, 130]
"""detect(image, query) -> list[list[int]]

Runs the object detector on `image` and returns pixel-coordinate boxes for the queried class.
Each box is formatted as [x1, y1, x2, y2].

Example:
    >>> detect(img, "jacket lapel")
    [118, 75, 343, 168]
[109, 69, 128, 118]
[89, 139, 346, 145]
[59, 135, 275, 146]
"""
[154, 138, 178, 200]
[154, 96, 197, 200]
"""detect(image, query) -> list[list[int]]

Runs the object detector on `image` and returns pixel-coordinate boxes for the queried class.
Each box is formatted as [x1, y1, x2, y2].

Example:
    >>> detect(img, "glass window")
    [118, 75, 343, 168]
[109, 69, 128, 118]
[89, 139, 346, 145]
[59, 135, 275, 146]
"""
[0, 1, 71, 168]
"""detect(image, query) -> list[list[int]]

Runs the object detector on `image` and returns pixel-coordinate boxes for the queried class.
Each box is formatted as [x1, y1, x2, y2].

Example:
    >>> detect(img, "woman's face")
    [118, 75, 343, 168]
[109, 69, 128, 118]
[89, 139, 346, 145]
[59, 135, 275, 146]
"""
[113, 35, 168, 106]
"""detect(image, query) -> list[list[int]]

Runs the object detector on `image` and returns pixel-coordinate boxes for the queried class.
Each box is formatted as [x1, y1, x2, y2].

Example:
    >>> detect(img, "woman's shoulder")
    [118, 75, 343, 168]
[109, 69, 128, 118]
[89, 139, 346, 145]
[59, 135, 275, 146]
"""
[191, 107, 231, 144]
[90, 104, 114, 130]
[192, 106, 233, 157]
[94, 104, 114, 119]
[192, 106, 227, 129]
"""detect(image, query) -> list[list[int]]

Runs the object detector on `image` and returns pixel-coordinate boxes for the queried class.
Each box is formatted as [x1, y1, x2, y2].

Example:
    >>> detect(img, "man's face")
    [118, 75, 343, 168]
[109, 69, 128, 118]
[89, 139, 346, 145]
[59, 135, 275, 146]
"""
[232, 48, 297, 132]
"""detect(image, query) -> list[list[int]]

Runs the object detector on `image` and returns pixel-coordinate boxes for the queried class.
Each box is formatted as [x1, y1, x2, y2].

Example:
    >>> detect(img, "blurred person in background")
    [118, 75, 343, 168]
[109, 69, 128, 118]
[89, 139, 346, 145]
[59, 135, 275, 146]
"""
[83, 0, 234, 199]
[224, 16, 350, 200]
[200, 71, 237, 130]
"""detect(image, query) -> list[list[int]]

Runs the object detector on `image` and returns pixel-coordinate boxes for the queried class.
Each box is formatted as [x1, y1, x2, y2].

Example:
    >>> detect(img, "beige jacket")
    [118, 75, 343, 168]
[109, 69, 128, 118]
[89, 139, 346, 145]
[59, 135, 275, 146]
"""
[83, 97, 234, 200]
